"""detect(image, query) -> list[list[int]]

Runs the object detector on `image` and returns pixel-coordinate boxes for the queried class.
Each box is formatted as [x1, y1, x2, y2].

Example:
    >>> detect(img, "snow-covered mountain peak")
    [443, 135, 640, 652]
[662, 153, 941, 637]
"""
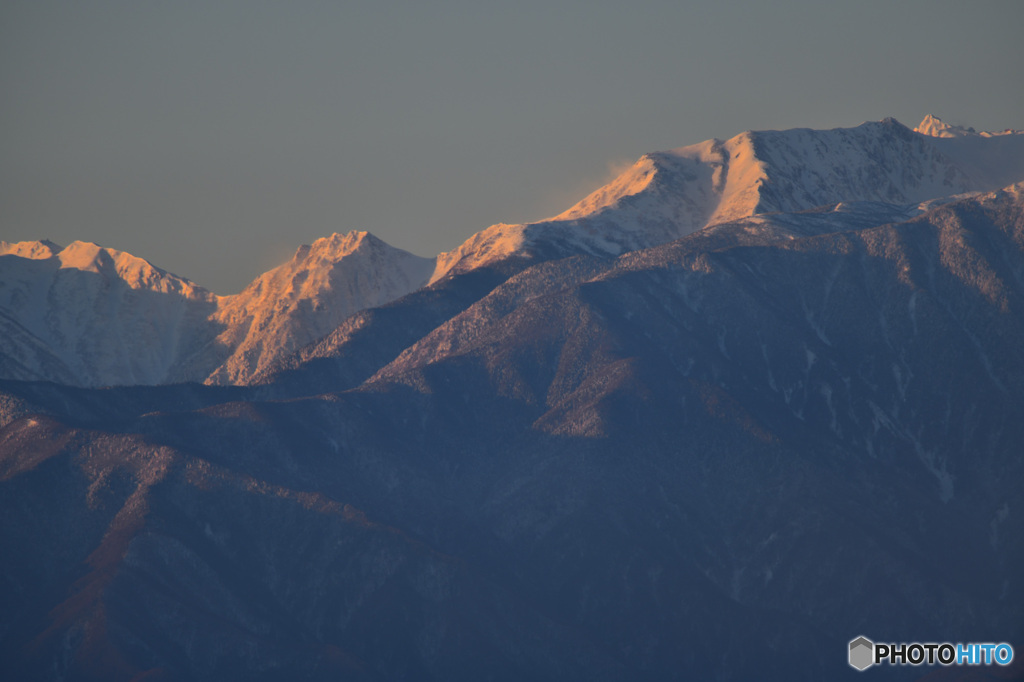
[231, 230, 432, 303]
[0, 229, 436, 387]
[549, 132, 767, 226]
[740, 118, 982, 213]
[55, 240, 114, 272]
[300, 230, 375, 259]
[5, 117, 1024, 389]
[429, 133, 767, 282]
[2, 239, 208, 297]
[55, 240, 205, 294]
[553, 152, 680, 221]
[205, 230, 436, 384]
[0, 239, 63, 260]
[915, 114, 1022, 138]
[434, 117, 1024, 280]
[915, 114, 971, 137]
[0, 240, 217, 386]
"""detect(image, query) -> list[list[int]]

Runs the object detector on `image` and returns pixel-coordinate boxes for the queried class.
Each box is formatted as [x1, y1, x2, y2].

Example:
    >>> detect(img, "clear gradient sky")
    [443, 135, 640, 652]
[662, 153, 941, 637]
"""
[2, 0, 1023, 293]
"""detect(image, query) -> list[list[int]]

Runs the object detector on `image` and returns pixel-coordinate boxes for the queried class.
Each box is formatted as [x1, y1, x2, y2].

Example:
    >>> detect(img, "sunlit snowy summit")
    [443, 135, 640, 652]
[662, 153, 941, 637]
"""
[434, 115, 1024, 278]
[2, 115, 1022, 387]
[0, 233, 432, 386]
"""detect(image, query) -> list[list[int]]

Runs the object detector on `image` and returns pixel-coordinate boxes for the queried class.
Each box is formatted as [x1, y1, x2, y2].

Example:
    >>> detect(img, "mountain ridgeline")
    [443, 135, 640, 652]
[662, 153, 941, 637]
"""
[1, 116, 1022, 681]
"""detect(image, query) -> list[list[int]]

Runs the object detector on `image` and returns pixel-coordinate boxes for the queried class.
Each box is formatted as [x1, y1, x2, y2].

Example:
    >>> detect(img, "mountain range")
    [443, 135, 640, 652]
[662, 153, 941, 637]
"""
[1, 115, 1022, 681]
[4, 116, 1023, 389]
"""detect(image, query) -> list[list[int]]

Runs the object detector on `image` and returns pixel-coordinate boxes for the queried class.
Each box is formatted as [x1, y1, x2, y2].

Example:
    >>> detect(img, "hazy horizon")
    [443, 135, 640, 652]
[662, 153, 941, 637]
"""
[3, 0, 1023, 294]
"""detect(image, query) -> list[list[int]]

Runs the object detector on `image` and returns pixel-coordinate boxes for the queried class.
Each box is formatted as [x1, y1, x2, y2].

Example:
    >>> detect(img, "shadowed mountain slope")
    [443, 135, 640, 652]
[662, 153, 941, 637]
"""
[2, 185, 1022, 681]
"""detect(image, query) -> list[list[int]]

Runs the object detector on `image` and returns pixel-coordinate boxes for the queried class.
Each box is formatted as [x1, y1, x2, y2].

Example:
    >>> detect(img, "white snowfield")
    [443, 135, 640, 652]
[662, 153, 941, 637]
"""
[2, 116, 1023, 387]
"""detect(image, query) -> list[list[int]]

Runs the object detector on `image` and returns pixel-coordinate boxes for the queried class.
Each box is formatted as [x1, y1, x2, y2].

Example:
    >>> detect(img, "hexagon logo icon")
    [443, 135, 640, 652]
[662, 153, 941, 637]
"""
[849, 636, 874, 671]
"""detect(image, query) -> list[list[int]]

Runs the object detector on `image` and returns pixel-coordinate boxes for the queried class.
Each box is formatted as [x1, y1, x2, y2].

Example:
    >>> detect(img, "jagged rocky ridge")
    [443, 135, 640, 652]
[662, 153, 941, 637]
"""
[1, 117, 1023, 681]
